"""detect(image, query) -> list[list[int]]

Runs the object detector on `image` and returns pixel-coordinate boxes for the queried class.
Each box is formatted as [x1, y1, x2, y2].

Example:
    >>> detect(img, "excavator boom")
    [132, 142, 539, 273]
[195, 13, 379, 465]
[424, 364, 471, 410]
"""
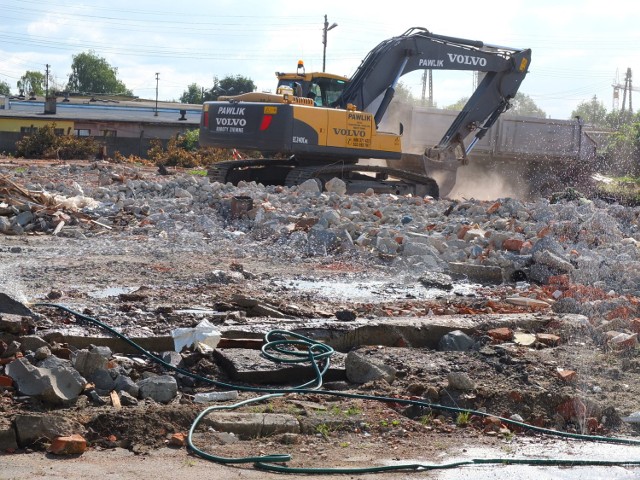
[200, 27, 531, 198]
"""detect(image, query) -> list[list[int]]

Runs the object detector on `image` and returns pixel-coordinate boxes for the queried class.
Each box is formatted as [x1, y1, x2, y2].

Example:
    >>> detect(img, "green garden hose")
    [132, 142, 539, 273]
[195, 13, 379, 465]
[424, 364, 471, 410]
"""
[35, 303, 640, 474]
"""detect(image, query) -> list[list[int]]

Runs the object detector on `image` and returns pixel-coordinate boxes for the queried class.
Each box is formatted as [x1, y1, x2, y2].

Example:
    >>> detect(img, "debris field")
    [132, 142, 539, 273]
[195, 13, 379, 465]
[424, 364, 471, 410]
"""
[1, 159, 640, 472]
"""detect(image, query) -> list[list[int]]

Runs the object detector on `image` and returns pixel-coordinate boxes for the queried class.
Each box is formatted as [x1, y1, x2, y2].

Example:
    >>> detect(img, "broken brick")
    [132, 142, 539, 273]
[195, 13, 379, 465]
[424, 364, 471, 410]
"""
[556, 369, 577, 382]
[0, 375, 13, 388]
[482, 416, 502, 433]
[508, 390, 523, 403]
[486, 201, 501, 214]
[556, 398, 586, 421]
[609, 332, 638, 350]
[536, 333, 561, 347]
[537, 225, 552, 238]
[48, 434, 87, 455]
[586, 417, 599, 433]
[502, 239, 524, 252]
[629, 318, 640, 335]
[169, 432, 187, 447]
[487, 327, 513, 342]
[457, 225, 472, 240]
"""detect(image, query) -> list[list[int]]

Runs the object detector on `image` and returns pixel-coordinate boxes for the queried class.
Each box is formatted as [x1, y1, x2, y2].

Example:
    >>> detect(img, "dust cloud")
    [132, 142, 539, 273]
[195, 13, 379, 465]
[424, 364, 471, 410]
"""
[446, 161, 531, 201]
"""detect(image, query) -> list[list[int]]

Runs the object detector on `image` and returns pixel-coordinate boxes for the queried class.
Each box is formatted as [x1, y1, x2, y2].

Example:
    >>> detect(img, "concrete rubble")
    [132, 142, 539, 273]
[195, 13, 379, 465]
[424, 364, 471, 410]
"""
[1, 163, 640, 458]
[1, 163, 639, 296]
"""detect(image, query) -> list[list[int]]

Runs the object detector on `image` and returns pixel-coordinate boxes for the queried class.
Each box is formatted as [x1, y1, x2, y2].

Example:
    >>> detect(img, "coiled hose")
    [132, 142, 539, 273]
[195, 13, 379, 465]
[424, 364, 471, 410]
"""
[36, 303, 640, 474]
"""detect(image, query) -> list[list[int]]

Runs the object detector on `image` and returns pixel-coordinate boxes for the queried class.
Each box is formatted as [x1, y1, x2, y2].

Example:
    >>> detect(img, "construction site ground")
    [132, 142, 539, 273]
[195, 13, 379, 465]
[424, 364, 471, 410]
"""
[1, 159, 640, 479]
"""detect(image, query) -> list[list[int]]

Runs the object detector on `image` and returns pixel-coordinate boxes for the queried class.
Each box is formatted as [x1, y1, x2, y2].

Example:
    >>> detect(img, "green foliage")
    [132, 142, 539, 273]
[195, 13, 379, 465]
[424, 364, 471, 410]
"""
[455, 411, 471, 426]
[17, 71, 45, 97]
[179, 129, 199, 151]
[67, 50, 131, 95]
[392, 81, 416, 104]
[0, 80, 11, 96]
[446, 92, 545, 117]
[15, 123, 99, 159]
[180, 83, 204, 104]
[345, 405, 363, 416]
[182, 75, 256, 103]
[444, 96, 470, 111]
[571, 95, 608, 126]
[315, 423, 331, 438]
[216, 75, 256, 97]
[419, 413, 434, 425]
[596, 176, 640, 204]
[507, 92, 546, 118]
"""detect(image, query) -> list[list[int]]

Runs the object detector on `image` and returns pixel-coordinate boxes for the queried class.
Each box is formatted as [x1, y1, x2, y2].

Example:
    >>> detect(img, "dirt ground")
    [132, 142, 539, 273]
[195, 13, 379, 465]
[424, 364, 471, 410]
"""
[1, 159, 640, 476]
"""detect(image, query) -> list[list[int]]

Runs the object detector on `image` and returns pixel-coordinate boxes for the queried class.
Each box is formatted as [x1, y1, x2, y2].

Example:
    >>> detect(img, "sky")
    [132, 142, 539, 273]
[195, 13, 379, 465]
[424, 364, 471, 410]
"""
[1, 0, 639, 119]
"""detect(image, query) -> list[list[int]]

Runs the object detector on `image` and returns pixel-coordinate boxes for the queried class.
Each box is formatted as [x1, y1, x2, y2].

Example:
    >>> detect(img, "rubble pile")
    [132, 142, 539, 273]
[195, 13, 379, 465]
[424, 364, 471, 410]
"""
[9, 163, 638, 295]
[0, 174, 101, 235]
[2, 162, 640, 458]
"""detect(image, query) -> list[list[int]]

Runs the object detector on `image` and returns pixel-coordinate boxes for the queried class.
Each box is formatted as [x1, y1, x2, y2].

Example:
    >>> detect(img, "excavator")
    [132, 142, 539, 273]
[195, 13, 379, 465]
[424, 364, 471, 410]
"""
[199, 27, 531, 198]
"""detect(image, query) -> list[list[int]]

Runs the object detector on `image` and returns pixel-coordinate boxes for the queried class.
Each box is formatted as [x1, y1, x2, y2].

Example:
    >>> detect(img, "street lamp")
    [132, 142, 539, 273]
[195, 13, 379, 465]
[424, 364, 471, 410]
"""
[154, 72, 159, 116]
[322, 14, 337, 73]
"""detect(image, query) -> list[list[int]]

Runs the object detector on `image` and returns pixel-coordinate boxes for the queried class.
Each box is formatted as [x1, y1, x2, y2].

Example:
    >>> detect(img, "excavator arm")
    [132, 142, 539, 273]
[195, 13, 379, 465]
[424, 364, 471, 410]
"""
[335, 27, 531, 161]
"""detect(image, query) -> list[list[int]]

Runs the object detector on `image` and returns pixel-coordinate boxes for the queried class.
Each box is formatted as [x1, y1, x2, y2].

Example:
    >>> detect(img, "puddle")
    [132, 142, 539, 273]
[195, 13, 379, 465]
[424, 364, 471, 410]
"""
[174, 308, 220, 315]
[88, 286, 138, 299]
[428, 441, 640, 479]
[274, 278, 478, 303]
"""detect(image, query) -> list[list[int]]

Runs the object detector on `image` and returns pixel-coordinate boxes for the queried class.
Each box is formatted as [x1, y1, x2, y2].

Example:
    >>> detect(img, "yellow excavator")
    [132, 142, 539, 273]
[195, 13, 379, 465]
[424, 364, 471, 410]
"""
[200, 27, 531, 198]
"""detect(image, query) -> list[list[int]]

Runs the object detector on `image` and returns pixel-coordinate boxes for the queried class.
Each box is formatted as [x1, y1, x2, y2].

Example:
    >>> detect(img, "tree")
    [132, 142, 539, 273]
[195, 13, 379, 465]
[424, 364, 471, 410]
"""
[571, 95, 607, 126]
[444, 96, 469, 111]
[207, 75, 255, 100]
[17, 71, 45, 97]
[180, 83, 204, 104]
[392, 82, 416, 104]
[507, 93, 546, 118]
[0, 80, 10, 96]
[67, 51, 131, 95]
[445, 92, 545, 117]
[181, 76, 255, 103]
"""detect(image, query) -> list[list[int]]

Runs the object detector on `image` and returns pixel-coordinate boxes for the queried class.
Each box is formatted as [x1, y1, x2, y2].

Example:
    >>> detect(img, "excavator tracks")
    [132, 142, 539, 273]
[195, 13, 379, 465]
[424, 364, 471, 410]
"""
[208, 158, 439, 198]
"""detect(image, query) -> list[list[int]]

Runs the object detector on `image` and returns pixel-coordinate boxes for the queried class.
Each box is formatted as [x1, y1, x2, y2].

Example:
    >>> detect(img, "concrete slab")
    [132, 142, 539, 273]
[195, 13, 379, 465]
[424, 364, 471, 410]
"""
[0, 293, 33, 317]
[220, 313, 578, 351]
[201, 412, 299, 439]
[55, 313, 584, 354]
[213, 348, 346, 384]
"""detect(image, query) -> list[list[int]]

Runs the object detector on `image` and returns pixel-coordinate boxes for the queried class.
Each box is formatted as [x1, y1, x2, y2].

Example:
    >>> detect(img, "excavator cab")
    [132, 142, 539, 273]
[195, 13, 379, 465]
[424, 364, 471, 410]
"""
[276, 63, 348, 106]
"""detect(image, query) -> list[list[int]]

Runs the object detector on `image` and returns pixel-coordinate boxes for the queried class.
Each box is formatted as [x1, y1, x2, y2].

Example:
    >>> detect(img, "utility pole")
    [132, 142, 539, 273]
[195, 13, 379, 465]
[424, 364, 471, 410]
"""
[45, 64, 50, 98]
[322, 15, 338, 73]
[421, 70, 433, 107]
[154, 72, 159, 116]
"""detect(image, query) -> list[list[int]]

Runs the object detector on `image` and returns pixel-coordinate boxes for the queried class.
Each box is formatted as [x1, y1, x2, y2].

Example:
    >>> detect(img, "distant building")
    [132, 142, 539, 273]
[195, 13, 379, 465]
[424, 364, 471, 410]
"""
[0, 95, 201, 157]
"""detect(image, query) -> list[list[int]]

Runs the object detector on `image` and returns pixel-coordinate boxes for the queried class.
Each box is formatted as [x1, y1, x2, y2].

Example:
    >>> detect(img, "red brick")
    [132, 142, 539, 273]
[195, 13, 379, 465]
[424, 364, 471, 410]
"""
[502, 238, 524, 252]
[536, 333, 561, 347]
[482, 416, 502, 433]
[586, 417, 599, 433]
[48, 434, 87, 455]
[508, 391, 523, 403]
[557, 398, 586, 421]
[487, 327, 513, 342]
[0, 375, 13, 388]
[627, 318, 640, 333]
[457, 225, 472, 240]
[556, 369, 577, 382]
[609, 332, 638, 350]
[537, 225, 552, 238]
[169, 432, 187, 447]
[486, 201, 501, 214]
